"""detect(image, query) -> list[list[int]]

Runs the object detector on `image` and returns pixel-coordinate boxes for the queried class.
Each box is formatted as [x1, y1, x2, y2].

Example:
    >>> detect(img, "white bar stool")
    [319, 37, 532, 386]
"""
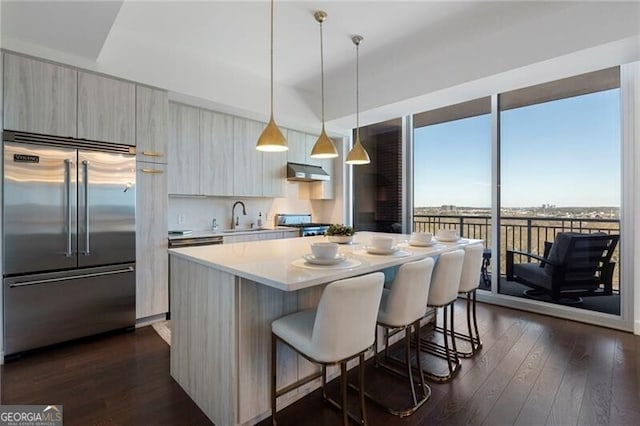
[270, 272, 384, 426]
[370, 257, 435, 417]
[420, 249, 465, 383]
[453, 243, 485, 357]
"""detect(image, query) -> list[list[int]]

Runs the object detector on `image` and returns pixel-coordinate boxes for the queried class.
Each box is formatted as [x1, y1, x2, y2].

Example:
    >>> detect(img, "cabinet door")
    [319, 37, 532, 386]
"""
[306, 133, 335, 200]
[262, 150, 286, 198]
[168, 103, 200, 195]
[78, 71, 135, 145]
[305, 133, 322, 166]
[233, 118, 264, 197]
[286, 130, 306, 164]
[3, 53, 77, 137]
[136, 162, 168, 319]
[200, 110, 234, 196]
[136, 86, 168, 163]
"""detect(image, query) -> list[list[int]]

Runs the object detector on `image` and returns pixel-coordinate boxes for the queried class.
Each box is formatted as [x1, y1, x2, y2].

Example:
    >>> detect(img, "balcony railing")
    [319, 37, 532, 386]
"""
[413, 214, 621, 289]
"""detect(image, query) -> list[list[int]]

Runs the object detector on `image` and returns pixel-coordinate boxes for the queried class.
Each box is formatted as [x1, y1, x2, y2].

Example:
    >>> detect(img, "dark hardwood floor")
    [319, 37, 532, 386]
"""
[1, 303, 639, 426]
[0, 327, 212, 426]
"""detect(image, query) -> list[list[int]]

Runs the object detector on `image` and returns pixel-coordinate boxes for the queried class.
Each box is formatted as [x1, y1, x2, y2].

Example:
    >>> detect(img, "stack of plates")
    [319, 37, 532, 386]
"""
[408, 239, 436, 247]
[303, 253, 347, 265]
[364, 246, 399, 255]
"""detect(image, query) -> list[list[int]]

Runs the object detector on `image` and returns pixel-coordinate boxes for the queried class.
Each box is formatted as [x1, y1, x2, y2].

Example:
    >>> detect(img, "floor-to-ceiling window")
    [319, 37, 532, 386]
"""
[499, 67, 621, 315]
[352, 67, 625, 324]
[412, 98, 492, 290]
[353, 118, 403, 233]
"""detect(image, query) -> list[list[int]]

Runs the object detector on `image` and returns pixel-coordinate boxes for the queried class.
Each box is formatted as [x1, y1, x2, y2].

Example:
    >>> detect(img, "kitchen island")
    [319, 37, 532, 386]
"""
[168, 232, 482, 425]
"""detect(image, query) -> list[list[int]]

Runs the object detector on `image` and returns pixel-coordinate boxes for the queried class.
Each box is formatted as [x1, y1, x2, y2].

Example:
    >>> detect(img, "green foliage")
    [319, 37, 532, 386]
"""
[326, 224, 355, 236]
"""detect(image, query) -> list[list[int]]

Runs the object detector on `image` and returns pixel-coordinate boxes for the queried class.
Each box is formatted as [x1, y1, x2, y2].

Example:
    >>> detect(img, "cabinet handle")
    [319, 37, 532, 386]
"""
[141, 168, 164, 174]
[142, 151, 164, 157]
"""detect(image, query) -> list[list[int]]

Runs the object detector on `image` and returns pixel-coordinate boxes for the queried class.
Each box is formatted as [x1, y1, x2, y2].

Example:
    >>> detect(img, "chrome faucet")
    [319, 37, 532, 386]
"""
[231, 201, 247, 230]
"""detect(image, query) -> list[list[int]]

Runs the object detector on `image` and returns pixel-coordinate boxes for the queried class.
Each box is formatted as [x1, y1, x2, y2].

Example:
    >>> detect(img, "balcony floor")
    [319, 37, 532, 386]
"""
[479, 277, 620, 316]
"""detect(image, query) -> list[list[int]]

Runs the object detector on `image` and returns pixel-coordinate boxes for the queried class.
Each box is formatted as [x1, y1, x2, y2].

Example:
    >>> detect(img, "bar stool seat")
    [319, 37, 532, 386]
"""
[271, 272, 384, 426]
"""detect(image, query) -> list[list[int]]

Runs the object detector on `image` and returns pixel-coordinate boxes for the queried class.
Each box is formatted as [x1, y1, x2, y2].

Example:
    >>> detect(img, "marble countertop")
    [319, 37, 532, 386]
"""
[167, 227, 299, 240]
[169, 232, 483, 292]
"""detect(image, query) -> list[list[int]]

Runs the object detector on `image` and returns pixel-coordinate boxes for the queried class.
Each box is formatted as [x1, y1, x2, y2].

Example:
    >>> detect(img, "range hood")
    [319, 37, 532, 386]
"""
[287, 162, 330, 182]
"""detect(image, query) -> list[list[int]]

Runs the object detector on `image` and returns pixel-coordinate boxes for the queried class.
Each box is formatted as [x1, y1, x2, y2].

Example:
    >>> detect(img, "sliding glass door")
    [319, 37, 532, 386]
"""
[498, 68, 621, 315]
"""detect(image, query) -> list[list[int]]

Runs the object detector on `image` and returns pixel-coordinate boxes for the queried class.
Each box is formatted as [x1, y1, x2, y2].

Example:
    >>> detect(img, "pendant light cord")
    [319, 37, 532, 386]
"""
[320, 19, 325, 129]
[270, 0, 274, 118]
[356, 41, 360, 141]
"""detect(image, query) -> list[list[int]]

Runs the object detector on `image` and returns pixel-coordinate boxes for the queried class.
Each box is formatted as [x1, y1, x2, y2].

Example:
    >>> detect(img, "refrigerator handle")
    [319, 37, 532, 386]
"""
[8, 266, 135, 288]
[64, 159, 73, 257]
[82, 160, 90, 255]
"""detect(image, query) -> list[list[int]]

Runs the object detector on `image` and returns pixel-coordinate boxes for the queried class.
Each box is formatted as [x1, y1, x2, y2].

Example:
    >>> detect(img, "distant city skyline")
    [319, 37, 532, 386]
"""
[414, 88, 621, 208]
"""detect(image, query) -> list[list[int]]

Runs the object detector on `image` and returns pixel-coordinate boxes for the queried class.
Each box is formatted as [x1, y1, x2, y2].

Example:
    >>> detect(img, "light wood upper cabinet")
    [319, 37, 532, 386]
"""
[168, 103, 200, 195]
[3, 53, 77, 137]
[136, 86, 168, 163]
[233, 118, 264, 197]
[262, 150, 286, 198]
[136, 162, 168, 319]
[305, 133, 322, 167]
[200, 110, 234, 196]
[78, 71, 135, 145]
[286, 130, 306, 164]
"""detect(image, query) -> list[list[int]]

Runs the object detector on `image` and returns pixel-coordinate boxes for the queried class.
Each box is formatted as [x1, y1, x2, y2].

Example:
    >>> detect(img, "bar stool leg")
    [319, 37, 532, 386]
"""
[442, 306, 453, 374]
[414, 322, 428, 399]
[449, 303, 459, 359]
[359, 353, 368, 425]
[271, 333, 277, 426]
[404, 326, 417, 405]
[472, 290, 482, 351]
[341, 361, 348, 426]
[321, 365, 328, 400]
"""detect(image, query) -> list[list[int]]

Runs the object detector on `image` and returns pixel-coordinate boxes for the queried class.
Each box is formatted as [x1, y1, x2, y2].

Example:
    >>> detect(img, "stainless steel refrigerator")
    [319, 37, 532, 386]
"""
[3, 131, 136, 357]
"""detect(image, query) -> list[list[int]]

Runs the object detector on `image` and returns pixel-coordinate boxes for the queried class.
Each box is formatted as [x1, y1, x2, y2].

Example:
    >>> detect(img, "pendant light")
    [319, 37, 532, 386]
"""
[346, 35, 370, 165]
[256, 0, 288, 152]
[310, 11, 338, 159]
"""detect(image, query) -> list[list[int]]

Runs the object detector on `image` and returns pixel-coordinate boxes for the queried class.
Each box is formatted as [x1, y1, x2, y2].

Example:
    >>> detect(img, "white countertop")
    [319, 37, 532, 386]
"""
[167, 227, 298, 240]
[169, 232, 483, 291]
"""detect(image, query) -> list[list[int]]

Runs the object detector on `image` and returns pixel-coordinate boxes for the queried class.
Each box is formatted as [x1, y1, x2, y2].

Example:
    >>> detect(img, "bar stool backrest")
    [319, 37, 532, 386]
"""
[459, 244, 485, 293]
[312, 272, 385, 362]
[428, 249, 465, 307]
[381, 257, 435, 327]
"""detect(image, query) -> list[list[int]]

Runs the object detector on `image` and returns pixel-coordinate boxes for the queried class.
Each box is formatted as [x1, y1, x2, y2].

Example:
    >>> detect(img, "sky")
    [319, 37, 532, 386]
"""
[413, 88, 621, 208]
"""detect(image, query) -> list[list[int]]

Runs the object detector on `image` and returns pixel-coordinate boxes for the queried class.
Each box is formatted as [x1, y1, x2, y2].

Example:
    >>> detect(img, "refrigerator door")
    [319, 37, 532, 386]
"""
[78, 150, 136, 268]
[3, 264, 135, 355]
[3, 142, 77, 275]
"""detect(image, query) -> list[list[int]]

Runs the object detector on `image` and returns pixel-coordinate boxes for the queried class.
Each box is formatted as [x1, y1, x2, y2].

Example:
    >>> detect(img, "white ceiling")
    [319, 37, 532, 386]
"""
[2, 1, 640, 133]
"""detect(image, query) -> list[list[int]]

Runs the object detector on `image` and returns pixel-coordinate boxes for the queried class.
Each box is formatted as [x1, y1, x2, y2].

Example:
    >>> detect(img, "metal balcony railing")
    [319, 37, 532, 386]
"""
[413, 214, 621, 289]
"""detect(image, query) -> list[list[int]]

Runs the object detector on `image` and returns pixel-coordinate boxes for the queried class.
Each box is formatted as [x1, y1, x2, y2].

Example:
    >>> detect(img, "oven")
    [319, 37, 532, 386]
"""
[274, 214, 331, 237]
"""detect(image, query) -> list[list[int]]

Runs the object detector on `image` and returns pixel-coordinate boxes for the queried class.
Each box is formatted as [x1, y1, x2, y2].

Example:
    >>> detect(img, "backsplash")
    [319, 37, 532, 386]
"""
[168, 182, 342, 232]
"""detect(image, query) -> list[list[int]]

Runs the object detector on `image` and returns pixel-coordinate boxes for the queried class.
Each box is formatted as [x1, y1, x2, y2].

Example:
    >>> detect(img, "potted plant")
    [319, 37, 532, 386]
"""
[326, 224, 355, 244]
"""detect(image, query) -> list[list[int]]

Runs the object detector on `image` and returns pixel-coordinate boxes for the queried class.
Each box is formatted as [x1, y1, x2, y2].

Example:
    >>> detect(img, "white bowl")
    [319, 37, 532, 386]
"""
[371, 236, 394, 250]
[328, 235, 353, 244]
[311, 242, 339, 259]
[436, 229, 459, 240]
[411, 232, 433, 243]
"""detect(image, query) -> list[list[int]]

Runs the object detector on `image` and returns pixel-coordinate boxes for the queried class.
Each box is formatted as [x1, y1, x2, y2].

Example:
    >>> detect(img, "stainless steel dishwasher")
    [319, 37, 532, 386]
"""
[167, 235, 224, 318]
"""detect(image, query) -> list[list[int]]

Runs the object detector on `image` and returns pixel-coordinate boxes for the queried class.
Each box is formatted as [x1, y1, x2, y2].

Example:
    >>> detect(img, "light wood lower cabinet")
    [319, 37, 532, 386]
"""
[136, 162, 168, 319]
